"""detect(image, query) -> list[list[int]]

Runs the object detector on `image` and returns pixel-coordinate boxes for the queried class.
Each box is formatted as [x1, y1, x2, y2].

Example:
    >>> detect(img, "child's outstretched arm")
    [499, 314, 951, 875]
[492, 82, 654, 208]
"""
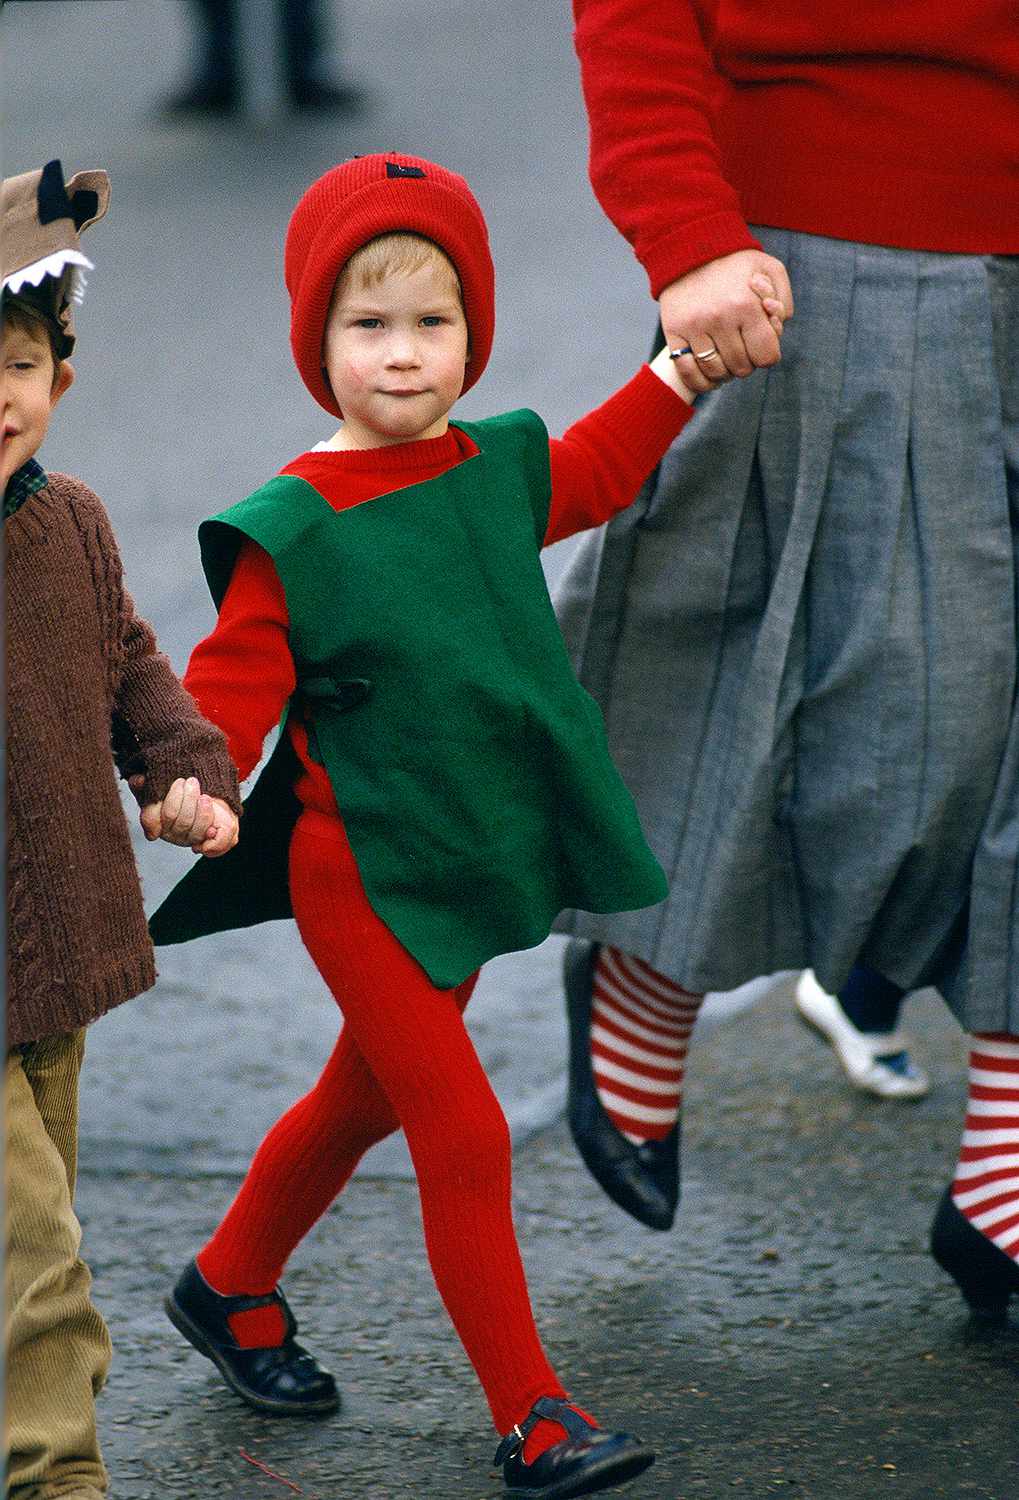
[138, 776, 239, 857]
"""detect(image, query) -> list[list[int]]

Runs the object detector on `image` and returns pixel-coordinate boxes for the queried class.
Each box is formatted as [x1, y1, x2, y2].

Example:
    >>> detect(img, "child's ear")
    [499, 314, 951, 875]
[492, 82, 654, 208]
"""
[51, 360, 75, 406]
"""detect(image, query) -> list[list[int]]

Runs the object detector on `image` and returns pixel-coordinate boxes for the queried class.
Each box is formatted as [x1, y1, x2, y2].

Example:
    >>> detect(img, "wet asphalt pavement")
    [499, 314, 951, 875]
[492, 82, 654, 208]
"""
[5, 3, 1019, 1496]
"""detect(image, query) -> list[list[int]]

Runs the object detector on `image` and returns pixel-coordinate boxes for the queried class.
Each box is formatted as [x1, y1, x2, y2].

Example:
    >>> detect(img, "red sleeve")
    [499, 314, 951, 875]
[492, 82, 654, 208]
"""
[545, 365, 692, 545]
[183, 539, 295, 782]
[572, 0, 759, 295]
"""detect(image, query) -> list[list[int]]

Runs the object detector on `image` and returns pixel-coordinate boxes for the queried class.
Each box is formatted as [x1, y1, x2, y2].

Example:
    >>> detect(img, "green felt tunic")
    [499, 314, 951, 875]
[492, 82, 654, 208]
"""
[150, 408, 667, 987]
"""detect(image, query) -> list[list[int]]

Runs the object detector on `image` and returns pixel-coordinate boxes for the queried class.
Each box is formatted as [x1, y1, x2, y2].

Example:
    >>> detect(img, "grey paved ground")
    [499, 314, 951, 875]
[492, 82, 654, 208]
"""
[5, 4, 1019, 1498]
[79, 984, 1019, 1499]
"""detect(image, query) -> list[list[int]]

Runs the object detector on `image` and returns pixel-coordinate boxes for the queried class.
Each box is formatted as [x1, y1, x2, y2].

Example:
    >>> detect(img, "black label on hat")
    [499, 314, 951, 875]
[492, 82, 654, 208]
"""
[386, 163, 425, 179]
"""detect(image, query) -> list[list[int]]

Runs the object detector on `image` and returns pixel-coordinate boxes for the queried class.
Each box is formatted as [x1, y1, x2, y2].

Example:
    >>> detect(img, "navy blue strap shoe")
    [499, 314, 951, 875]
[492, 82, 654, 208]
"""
[564, 940, 679, 1231]
[495, 1395, 655, 1498]
[165, 1259, 339, 1416]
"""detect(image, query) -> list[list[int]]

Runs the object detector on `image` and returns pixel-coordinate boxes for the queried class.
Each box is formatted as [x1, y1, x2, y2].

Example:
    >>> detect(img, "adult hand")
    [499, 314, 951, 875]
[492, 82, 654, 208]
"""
[662, 249, 794, 394]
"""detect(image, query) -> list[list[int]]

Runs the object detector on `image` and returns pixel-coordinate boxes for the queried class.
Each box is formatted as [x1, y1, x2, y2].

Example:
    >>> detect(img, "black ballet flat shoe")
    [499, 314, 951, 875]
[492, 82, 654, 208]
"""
[564, 940, 679, 1231]
[495, 1396, 656, 1499]
[165, 1259, 340, 1416]
[929, 1186, 1019, 1324]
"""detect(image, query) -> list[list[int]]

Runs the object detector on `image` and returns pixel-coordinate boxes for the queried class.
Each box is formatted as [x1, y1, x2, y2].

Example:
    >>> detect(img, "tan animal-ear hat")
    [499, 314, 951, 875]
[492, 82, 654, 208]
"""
[2, 159, 110, 356]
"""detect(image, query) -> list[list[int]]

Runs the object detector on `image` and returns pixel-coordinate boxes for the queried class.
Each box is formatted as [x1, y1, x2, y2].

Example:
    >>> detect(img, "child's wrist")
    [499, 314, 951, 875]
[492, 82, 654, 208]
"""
[648, 347, 695, 405]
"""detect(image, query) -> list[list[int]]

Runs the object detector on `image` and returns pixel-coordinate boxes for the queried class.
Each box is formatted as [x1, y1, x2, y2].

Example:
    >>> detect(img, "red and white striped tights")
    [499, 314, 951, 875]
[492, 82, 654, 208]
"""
[588, 961, 1019, 1276]
[589, 947, 704, 1143]
[952, 1033, 1019, 1262]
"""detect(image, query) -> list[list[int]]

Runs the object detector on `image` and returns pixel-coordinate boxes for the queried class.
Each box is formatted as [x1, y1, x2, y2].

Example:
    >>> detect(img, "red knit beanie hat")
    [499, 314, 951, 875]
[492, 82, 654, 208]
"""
[285, 152, 495, 417]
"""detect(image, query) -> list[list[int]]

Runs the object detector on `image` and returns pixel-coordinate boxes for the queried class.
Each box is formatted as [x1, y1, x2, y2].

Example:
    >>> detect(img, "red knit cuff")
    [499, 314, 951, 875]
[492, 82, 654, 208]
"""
[640, 212, 763, 299]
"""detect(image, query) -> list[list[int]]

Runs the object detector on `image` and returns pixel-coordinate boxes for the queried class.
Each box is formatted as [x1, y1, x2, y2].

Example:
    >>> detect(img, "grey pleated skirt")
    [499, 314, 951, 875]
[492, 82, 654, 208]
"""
[554, 229, 1019, 1033]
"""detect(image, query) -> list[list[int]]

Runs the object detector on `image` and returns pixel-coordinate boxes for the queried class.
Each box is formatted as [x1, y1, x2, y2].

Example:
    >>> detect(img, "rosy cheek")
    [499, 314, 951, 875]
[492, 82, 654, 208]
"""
[343, 354, 377, 390]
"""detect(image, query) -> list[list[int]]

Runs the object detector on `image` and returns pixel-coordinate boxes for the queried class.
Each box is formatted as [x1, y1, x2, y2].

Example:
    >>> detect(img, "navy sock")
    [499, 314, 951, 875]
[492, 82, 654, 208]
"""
[838, 964, 905, 1035]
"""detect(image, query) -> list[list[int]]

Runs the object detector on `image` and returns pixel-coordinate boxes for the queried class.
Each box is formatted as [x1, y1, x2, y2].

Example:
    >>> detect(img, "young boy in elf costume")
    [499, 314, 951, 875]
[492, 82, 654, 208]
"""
[3, 160, 241, 1500]
[151, 152, 782, 1498]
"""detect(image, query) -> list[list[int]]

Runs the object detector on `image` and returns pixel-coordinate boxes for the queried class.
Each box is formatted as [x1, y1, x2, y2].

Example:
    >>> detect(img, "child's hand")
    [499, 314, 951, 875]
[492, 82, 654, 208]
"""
[749, 272, 787, 337]
[139, 776, 239, 857]
[196, 798, 240, 857]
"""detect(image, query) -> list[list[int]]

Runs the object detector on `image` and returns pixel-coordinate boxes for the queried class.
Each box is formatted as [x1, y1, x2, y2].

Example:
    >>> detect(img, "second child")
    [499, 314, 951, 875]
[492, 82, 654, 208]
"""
[4, 159, 241, 1500]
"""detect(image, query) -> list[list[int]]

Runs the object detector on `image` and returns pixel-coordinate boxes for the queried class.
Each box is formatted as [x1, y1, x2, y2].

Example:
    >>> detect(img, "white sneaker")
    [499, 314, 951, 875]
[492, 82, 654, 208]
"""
[794, 969, 930, 1100]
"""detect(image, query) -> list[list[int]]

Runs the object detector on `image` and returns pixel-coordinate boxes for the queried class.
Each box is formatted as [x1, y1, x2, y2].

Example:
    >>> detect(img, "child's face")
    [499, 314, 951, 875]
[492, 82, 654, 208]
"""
[1, 320, 73, 490]
[322, 258, 470, 449]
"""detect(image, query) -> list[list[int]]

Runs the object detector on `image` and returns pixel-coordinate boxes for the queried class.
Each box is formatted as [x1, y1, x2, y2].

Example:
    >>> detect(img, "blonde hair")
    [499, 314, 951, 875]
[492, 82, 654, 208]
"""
[334, 232, 463, 304]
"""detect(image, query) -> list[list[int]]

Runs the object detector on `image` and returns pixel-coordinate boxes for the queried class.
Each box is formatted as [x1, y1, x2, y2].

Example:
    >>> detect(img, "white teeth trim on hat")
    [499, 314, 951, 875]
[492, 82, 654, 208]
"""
[3, 249, 94, 303]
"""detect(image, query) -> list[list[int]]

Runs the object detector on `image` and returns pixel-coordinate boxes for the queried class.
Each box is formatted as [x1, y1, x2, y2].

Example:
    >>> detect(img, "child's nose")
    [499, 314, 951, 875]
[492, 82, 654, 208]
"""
[385, 333, 419, 366]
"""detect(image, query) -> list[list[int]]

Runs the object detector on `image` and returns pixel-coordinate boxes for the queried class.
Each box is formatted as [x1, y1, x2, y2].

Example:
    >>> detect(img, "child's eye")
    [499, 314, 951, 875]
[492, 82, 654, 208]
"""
[355, 317, 382, 330]
[420, 316, 444, 328]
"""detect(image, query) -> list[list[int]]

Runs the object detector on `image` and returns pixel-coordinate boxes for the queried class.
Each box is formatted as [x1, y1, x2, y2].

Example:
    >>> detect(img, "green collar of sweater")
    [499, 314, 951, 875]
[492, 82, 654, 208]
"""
[4, 458, 47, 519]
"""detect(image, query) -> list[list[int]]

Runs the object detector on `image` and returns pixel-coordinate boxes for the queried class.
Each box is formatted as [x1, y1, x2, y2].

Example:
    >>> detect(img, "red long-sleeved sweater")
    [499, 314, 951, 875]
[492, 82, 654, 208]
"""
[185, 365, 688, 816]
[573, 0, 1019, 295]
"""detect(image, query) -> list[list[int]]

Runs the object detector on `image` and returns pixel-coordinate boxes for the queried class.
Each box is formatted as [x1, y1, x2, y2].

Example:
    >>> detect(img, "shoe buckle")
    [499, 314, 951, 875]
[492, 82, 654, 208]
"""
[493, 1423, 526, 1465]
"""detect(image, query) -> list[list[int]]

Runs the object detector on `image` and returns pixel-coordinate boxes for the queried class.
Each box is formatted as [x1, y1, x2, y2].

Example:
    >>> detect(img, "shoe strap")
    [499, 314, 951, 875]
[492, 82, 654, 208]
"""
[493, 1396, 595, 1465]
[213, 1287, 283, 1314]
[211, 1284, 297, 1340]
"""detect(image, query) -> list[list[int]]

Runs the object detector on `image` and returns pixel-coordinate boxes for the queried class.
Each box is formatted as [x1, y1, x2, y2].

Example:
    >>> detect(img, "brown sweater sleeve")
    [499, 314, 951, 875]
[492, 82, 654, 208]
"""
[56, 476, 242, 814]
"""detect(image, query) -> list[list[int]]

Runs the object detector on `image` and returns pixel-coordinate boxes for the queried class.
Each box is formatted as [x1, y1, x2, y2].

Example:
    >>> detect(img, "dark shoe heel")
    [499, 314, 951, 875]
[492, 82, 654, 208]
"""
[166, 1259, 340, 1417]
[496, 1396, 655, 1498]
[564, 940, 679, 1231]
[929, 1186, 1019, 1320]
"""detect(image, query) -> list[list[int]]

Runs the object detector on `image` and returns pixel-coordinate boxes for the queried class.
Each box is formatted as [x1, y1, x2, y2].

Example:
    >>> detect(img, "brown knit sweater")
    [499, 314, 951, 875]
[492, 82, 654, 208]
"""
[6, 471, 241, 1045]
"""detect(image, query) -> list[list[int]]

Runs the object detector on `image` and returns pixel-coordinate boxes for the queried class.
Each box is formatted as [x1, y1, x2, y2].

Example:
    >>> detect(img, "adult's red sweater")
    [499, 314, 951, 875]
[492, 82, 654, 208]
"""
[572, 0, 1019, 295]
[185, 365, 688, 817]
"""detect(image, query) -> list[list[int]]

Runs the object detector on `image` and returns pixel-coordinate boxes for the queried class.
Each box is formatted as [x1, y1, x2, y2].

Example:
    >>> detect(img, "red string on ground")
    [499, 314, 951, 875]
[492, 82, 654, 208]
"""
[239, 1450, 302, 1492]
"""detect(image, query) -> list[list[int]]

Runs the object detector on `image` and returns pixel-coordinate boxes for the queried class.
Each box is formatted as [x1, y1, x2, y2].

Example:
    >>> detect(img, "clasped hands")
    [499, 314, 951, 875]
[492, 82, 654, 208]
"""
[662, 248, 795, 395]
[133, 774, 239, 857]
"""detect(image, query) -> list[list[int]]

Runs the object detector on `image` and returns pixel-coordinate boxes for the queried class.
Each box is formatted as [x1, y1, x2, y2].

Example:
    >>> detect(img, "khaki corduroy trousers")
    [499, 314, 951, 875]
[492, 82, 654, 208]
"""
[5, 1031, 110, 1500]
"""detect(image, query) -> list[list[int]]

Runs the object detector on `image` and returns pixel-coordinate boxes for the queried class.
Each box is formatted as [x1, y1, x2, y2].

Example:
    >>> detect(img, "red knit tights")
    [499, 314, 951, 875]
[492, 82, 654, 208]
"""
[197, 811, 564, 1435]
